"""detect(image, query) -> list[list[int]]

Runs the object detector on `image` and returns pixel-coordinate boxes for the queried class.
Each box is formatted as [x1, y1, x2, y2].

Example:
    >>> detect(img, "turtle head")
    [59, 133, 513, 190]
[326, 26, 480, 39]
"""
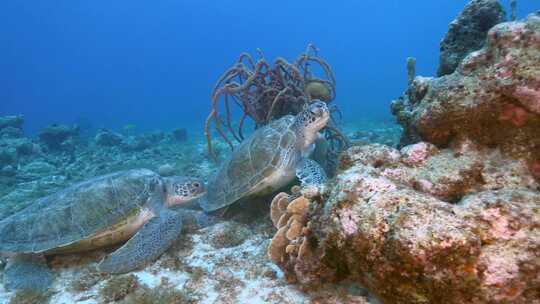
[163, 177, 206, 207]
[294, 100, 330, 150]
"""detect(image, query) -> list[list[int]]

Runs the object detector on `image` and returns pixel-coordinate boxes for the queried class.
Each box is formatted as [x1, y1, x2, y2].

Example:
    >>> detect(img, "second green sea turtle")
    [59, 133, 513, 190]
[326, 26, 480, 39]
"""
[0, 169, 207, 291]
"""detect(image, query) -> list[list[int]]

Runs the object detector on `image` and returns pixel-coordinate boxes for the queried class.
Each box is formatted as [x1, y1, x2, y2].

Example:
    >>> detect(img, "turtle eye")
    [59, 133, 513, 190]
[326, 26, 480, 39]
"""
[193, 182, 200, 188]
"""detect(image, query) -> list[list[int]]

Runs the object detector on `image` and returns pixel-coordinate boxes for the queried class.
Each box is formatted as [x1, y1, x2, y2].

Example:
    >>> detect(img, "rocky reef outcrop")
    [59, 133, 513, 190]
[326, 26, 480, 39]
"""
[437, 0, 506, 76]
[269, 11, 540, 304]
[269, 142, 539, 303]
[0, 116, 34, 172]
[39, 123, 80, 150]
[0, 116, 24, 131]
[94, 128, 124, 147]
[393, 12, 540, 162]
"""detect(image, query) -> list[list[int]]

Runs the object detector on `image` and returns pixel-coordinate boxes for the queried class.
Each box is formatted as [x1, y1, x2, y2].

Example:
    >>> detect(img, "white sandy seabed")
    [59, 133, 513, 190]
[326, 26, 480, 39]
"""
[0, 220, 379, 304]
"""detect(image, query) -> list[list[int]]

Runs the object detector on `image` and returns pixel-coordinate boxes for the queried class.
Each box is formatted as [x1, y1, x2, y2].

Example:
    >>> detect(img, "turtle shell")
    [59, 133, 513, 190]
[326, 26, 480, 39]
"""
[0, 169, 159, 253]
[204, 115, 299, 211]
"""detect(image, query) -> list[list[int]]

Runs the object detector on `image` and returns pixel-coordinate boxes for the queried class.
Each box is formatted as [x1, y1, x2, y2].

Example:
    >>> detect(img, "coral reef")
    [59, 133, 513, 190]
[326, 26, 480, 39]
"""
[393, 12, 540, 160]
[38, 123, 79, 150]
[94, 128, 125, 147]
[0, 116, 24, 131]
[267, 186, 339, 285]
[0, 117, 34, 172]
[437, 0, 506, 76]
[268, 11, 540, 304]
[1, 4, 537, 304]
[269, 142, 539, 303]
[0, 112, 372, 303]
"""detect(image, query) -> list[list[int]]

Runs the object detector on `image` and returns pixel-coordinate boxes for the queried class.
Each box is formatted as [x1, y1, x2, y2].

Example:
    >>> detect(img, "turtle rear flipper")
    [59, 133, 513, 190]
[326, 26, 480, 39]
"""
[4, 254, 53, 291]
[296, 158, 327, 187]
[97, 209, 183, 274]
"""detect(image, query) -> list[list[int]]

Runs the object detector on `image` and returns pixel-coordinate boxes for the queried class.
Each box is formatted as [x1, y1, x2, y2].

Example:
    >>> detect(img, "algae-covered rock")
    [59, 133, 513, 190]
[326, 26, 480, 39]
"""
[207, 221, 251, 249]
[0, 165, 16, 177]
[0, 147, 17, 167]
[437, 0, 506, 76]
[38, 124, 79, 150]
[268, 143, 539, 303]
[393, 13, 540, 163]
[99, 274, 140, 303]
[8, 289, 53, 304]
[123, 135, 152, 151]
[0, 127, 24, 139]
[94, 128, 125, 147]
[0, 116, 24, 131]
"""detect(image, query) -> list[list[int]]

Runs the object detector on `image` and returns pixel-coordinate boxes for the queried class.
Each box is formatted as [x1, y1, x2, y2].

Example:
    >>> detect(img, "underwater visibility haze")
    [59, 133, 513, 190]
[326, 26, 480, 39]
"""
[0, 0, 539, 303]
[1, 0, 535, 134]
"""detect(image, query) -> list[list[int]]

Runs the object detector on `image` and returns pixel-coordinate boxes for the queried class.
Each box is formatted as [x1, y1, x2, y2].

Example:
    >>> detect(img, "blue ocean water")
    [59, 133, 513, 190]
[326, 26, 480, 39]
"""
[0, 0, 537, 135]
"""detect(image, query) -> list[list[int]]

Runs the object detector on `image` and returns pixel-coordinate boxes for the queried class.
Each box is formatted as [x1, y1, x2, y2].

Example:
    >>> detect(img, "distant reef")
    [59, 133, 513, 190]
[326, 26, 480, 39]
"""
[0, 120, 205, 220]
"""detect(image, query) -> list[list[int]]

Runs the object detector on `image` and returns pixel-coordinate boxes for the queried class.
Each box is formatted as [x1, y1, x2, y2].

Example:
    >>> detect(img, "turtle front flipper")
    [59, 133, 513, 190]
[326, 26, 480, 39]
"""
[4, 254, 54, 291]
[97, 209, 183, 274]
[296, 158, 328, 187]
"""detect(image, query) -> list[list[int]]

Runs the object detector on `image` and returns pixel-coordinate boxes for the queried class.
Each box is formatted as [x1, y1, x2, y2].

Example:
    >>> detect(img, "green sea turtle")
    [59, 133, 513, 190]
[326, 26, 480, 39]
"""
[0, 169, 207, 291]
[200, 100, 330, 212]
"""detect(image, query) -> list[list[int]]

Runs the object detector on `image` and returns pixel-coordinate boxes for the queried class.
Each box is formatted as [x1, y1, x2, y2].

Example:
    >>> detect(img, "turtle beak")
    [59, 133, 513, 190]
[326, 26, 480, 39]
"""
[310, 102, 330, 127]
[310, 101, 329, 117]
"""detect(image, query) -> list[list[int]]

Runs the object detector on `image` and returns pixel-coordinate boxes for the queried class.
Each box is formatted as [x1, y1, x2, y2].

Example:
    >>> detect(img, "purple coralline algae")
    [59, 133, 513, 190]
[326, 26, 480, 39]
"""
[269, 141, 539, 303]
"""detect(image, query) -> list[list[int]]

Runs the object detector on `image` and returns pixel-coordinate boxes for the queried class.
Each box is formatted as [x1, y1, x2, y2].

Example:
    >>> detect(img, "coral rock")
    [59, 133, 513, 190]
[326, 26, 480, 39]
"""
[0, 115, 24, 131]
[393, 13, 540, 161]
[0, 126, 24, 139]
[268, 226, 289, 263]
[437, 0, 506, 76]
[287, 196, 310, 215]
[39, 124, 79, 150]
[269, 144, 540, 303]
[400, 141, 439, 165]
[94, 128, 125, 147]
[270, 192, 290, 227]
[268, 188, 316, 282]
